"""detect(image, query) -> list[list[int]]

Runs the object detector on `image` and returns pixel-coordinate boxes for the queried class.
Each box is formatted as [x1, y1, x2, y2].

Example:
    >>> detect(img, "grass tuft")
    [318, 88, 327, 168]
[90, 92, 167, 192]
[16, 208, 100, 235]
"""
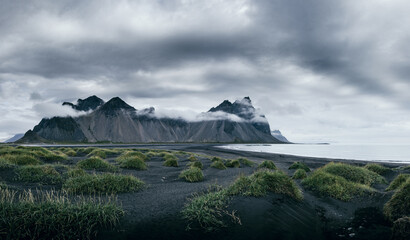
[188, 155, 198, 162]
[182, 187, 238, 232]
[116, 151, 147, 170]
[163, 159, 178, 167]
[364, 163, 391, 175]
[386, 174, 410, 191]
[225, 159, 240, 168]
[77, 156, 118, 172]
[187, 161, 203, 170]
[237, 157, 254, 167]
[0, 158, 14, 169]
[293, 169, 307, 179]
[66, 168, 87, 178]
[63, 173, 145, 194]
[16, 165, 62, 184]
[0, 188, 123, 239]
[163, 153, 178, 162]
[258, 160, 277, 170]
[179, 167, 204, 182]
[384, 178, 410, 221]
[228, 170, 303, 200]
[289, 162, 310, 172]
[2, 154, 41, 165]
[320, 162, 386, 185]
[302, 168, 372, 201]
[211, 160, 227, 170]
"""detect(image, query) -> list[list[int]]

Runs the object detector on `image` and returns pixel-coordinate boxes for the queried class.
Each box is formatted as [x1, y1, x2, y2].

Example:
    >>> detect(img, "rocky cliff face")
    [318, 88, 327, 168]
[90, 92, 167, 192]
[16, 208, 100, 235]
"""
[19, 96, 283, 143]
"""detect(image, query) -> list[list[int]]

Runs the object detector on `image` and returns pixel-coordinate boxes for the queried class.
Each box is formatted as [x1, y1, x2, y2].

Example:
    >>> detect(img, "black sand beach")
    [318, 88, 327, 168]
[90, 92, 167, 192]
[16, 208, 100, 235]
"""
[2, 144, 408, 240]
[94, 144, 405, 240]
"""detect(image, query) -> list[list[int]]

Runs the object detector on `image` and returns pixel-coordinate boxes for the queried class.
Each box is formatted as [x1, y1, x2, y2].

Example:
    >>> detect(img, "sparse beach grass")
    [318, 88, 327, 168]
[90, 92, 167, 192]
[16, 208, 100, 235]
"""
[293, 169, 307, 179]
[228, 169, 303, 200]
[77, 156, 118, 172]
[386, 174, 410, 191]
[289, 161, 310, 172]
[187, 160, 203, 169]
[211, 160, 227, 170]
[179, 167, 204, 182]
[116, 151, 148, 170]
[237, 157, 254, 167]
[384, 178, 410, 221]
[364, 163, 391, 175]
[225, 159, 240, 168]
[258, 160, 277, 170]
[16, 165, 63, 184]
[63, 173, 145, 194]
[301, 162, 383, 201]
[0, 188, 123, 239]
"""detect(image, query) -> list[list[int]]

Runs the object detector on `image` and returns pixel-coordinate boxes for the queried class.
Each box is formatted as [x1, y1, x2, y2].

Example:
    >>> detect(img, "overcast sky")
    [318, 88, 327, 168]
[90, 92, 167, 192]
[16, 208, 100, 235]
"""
[1, 0, 410, 144]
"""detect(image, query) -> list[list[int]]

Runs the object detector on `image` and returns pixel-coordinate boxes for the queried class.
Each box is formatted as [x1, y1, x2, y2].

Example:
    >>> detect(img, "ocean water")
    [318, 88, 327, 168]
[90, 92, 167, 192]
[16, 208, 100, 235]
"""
[219, 144, 410, 164]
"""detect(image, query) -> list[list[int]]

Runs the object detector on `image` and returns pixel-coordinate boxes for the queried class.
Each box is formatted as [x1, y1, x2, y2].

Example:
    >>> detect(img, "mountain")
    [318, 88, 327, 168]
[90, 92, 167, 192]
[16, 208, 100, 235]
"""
[4, 133, 24, 143]
[271, 130, 290, 143]
[62, 95, 104, 111]
[18, 96, 284, 143]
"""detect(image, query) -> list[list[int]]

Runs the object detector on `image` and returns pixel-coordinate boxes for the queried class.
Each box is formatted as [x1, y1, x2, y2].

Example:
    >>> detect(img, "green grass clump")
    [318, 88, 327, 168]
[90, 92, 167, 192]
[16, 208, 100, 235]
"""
[117, 157, 147, 170]
[188, 161, 203, 170]
[289, 162, 310, 172]
[66, 168, 87, 178]
[163, 153, 178, 162]
[63, 173, 145, 194]
[34, 150, 68, 162]
[386, 174, 410, 191]
[182, 187, 238, 232]
[228, 170, 303, 200]
[61, 148, 77, 157]
[384, 178, 410, 221]
[364, 163, 391, 175]
[210, 156, 222, 162]
[237, 157, 254, 167]
[225, 159, 240, 168]
[188, 155, 198, 161]
[0, 189, 123, 239]
[321, 162, 386, 185]
[211, 160, 227, 170]
[16, 165, 62, 184]
[77, 156, 118, 172]
[293, 169, 307, 179]
[302, 170, 371, 201]
[0, 158, 14, 169]
[86, 149, 118, 159]
[258, 160, 277, 170]
[163, 159, 178, 167]
[117, 151, 148, 162]
[179, 167, 204, 182]
[2, 154, 41, 165]
[76, 147, 97, 155]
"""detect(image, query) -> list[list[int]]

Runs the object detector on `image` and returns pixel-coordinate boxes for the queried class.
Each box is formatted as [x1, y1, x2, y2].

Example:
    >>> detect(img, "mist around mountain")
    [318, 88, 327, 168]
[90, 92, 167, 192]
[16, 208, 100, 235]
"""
[18, 96, 285, 144]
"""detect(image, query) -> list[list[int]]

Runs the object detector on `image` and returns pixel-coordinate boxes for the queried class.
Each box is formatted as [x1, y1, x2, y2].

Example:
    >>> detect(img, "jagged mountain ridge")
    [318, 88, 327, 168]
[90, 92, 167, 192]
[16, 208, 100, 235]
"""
[18, 96, 283, 143]
[62, 95, 104, 111]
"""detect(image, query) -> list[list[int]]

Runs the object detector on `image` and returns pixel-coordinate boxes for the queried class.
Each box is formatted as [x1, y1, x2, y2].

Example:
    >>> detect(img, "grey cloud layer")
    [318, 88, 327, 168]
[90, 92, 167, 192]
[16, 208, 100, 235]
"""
[0, 0, 410, 143]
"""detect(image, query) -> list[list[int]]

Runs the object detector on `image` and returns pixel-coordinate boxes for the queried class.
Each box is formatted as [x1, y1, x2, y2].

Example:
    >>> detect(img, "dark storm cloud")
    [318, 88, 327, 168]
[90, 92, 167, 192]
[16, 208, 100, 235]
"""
[1, 0, 410, 143]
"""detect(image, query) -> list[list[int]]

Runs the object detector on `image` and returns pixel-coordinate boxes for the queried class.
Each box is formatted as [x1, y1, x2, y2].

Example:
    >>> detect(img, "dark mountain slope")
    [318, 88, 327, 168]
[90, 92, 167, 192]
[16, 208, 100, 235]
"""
[19, 96, 282, 143]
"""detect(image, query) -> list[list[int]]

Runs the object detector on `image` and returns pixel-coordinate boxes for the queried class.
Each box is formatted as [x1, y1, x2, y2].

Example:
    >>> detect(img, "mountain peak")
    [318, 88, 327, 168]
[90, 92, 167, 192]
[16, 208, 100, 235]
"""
[99, 97, 135, 112]
[63, 95, 104, 111]
[208, 97, 256, 120]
